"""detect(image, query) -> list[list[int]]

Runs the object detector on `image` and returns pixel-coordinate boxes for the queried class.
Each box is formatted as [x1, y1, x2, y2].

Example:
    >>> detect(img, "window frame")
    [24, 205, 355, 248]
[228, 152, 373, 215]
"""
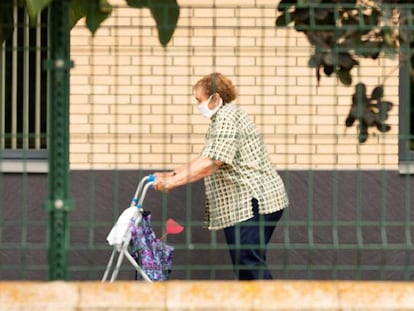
[398, 63, 414, 174]
[0, 7, 48, 173]
[0, 150, 48, 172]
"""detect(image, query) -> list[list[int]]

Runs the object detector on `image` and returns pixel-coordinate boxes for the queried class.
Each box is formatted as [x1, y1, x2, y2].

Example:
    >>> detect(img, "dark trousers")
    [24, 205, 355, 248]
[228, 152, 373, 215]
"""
[223, 198, 284, 280]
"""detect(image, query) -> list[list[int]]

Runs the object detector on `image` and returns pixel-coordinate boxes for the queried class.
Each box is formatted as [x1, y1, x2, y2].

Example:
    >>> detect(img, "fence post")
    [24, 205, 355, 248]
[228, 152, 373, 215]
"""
[43, 0, 74, 280]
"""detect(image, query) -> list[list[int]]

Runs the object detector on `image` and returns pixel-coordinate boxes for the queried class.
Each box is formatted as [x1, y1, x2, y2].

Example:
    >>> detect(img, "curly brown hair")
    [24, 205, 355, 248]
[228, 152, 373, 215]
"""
[193, 72, 237, 104]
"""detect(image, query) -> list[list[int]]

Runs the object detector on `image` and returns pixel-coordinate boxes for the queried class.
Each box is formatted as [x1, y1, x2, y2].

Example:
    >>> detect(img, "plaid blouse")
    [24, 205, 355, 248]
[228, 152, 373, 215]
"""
[200, 103, 289, 230]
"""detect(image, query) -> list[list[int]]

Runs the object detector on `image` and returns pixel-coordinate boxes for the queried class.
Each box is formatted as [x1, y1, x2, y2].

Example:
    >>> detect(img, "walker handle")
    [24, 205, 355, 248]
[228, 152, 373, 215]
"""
[131, 175, 155, 207]
[147, 174, 156, 183]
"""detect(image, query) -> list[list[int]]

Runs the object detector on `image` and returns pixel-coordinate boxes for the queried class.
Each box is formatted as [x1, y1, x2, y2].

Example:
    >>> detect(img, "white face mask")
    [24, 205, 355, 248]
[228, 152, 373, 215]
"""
[197, 95, 223, 119]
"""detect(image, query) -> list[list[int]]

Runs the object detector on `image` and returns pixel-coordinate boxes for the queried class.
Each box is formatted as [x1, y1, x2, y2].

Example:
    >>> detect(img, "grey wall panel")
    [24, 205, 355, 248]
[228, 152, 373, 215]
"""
[0, 170, 412, 280]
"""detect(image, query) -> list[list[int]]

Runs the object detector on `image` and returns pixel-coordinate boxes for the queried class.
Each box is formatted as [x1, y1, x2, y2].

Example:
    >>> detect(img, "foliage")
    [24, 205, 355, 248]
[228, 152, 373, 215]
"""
[69, 0, 113, 34]
[346, 83, 393, 143]
[0, 0, 179, 47]
[127, 0, 180, 47]
[0, 0, 410, 144]
[276, 0, 413, 142]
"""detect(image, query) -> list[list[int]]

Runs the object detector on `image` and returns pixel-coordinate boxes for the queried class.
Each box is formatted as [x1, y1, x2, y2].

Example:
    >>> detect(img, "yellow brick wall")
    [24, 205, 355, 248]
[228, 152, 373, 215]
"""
[69, 0, 399, 170]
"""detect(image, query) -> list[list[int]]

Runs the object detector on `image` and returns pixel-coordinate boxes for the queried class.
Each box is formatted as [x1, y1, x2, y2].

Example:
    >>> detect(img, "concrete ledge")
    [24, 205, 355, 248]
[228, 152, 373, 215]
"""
[1, 280, 414, 310]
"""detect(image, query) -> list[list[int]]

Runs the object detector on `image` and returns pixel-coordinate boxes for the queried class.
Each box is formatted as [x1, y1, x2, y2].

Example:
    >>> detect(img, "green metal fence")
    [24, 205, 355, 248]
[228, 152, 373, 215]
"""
[0, 1, 413, 281]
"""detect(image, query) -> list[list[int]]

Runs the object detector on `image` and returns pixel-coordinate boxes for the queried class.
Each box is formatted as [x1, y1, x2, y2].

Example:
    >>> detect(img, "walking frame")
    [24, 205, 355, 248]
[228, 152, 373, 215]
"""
[102, 175, 155, 282]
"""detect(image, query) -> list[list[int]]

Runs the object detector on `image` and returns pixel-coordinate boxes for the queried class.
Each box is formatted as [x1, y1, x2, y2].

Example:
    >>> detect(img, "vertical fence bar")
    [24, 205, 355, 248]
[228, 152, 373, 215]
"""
[404, 172, 412, 280]
[35, 14, 42, 150]
[0, 42, 4, 150]
[11, 6, 17, 149]
[23, 12, 29, 150]
[43, 0, 74, 280]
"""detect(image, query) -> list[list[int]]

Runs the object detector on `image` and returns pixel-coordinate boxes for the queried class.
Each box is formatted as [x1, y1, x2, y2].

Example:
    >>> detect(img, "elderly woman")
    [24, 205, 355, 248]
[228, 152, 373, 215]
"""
[153, 72, 289, 280]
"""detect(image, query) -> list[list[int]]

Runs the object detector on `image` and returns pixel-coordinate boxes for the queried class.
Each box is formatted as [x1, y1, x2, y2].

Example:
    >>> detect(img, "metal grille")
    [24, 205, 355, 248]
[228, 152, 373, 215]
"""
[0, 1, 413, 281]
[0, 7, 47, 152]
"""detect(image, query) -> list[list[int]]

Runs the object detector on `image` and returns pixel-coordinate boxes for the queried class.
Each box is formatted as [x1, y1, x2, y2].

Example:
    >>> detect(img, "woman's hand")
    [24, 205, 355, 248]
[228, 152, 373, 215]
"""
[152, 157, 222, 193]
[152, 172, 174, 193]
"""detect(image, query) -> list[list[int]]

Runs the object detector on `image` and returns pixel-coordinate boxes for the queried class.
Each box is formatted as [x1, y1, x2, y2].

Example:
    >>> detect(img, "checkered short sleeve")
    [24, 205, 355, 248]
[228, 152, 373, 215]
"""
[200, 110, 238, 164]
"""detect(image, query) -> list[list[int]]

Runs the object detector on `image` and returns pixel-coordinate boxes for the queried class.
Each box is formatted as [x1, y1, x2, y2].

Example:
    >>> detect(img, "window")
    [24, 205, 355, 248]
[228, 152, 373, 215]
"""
[399, 61, 414, 173]
[0, 7, 48, 172]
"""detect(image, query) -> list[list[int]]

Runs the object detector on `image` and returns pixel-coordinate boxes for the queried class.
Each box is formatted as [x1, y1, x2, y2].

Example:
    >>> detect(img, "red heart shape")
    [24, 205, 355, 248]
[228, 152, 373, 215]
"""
[166, 218, 184, 235]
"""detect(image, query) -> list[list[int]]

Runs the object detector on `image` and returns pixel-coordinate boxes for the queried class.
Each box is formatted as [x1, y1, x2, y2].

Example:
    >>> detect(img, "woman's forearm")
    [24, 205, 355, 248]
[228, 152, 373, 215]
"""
[153, 157, 222, 192]
[171, 157, 218, 187]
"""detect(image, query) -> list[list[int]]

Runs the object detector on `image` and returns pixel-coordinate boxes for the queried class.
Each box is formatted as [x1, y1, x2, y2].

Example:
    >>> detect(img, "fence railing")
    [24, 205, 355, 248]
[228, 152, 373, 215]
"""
[0, 1, 413, 281]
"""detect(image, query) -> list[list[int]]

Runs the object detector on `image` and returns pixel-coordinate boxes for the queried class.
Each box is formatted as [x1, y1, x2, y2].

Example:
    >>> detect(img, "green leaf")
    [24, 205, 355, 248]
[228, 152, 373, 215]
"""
[126, 0, 148, 8]
[371, 85, 384, 100]
[150, 0, 179, 46]
[358, 121, 368, 143]
[313, 8, 329, 22]
[0, 0, 14, 44]
[323, 64, 334, 76]
[308, 53, 323, 68]
[25, 0, 52, 26]
[337, 68, 352, 85]
[99, 0, 112, 13]
[69, 0, 112, 34]
[363, 8, 380, 27]
[86, 1, 112, 34]
[338, 52, 358, 70]
[69, 4, 87, 30]
[277, 0, 296, 12]
[378, 100, 393, 112]
[293, 8, 310, 25]
[357, 40, 381, 59]
[382, 26, 397, 49]
[275, 12, 290, 27]
[323, 52, 333, 66]
[127, 0, 179, 47]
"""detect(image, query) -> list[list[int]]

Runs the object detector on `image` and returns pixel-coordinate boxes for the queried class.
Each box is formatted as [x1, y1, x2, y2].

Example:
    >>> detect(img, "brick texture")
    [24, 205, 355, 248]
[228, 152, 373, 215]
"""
[70, 1, 399, 170]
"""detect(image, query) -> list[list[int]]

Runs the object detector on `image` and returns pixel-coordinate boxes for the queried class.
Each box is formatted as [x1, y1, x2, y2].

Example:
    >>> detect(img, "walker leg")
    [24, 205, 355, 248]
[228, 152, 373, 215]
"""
[124, 249, 152, 282]
[102, 249, 117, 282]
[110, 245, 126, 282]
